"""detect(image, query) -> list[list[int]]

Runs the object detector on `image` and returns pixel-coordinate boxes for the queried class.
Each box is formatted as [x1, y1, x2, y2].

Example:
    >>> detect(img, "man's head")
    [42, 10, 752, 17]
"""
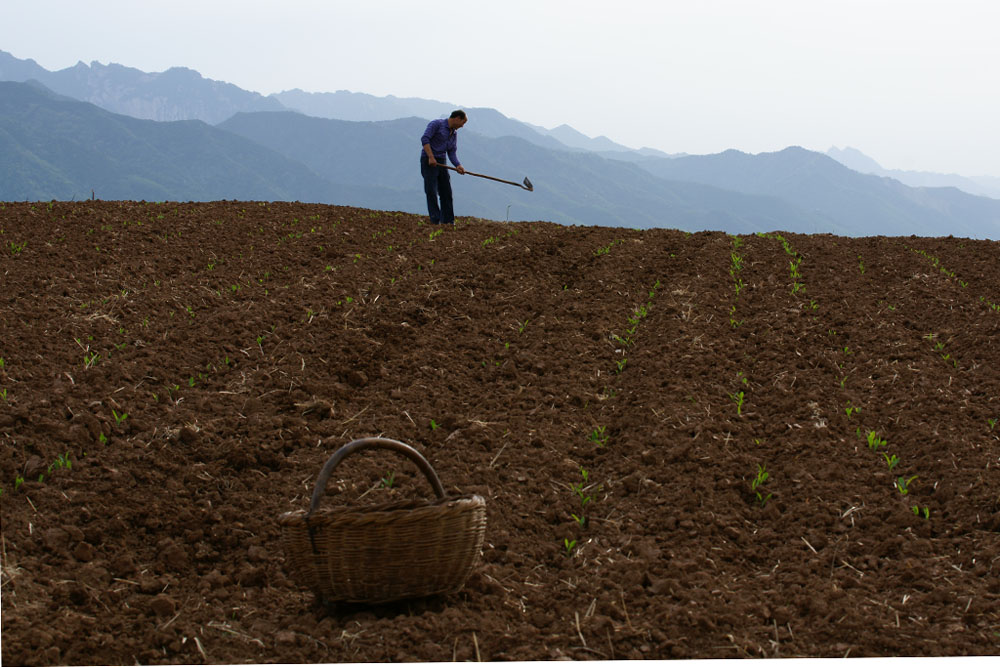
[448, 109, 467, 130]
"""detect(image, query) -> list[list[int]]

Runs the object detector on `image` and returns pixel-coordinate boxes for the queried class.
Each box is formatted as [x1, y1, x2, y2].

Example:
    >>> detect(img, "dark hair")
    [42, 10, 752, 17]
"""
[449, 110, 467, 120]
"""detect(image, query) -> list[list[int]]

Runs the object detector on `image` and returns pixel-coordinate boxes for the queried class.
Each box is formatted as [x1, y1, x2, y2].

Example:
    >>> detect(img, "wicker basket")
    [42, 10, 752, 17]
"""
[278, 437, 486, 604]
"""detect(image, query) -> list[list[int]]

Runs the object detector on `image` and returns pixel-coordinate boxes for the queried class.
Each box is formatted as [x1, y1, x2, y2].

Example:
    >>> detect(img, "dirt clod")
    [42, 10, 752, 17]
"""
[149, 595, 175, 617]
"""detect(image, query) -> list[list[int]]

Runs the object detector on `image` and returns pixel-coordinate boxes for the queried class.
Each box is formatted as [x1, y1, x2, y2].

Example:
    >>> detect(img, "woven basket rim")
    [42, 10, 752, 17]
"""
[278, 493, 485, 525]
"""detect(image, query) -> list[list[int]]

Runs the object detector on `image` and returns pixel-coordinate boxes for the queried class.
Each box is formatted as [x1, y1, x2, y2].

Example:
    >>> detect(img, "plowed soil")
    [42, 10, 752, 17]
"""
[2, 201, 999, 664]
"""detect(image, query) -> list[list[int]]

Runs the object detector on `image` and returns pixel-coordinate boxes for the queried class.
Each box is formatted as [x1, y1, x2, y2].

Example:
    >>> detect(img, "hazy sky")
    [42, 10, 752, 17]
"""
[2, 0, 998, 177]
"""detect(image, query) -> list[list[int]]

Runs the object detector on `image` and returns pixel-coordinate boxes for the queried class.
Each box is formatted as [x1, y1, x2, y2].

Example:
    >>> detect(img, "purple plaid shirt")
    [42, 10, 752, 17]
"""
[421, 118, 461, 166]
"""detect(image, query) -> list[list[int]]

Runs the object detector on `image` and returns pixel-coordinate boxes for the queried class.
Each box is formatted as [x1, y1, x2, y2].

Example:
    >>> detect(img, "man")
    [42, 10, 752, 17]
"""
[420, 110, 467, 224]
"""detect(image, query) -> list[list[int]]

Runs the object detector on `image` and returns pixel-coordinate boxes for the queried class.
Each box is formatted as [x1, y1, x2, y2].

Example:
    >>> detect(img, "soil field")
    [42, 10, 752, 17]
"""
[2, 201, 1000, 664]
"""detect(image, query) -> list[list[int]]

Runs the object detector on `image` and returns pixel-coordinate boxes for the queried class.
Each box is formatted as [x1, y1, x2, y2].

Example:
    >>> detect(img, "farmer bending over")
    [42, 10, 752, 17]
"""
[420, 110, 467, 224]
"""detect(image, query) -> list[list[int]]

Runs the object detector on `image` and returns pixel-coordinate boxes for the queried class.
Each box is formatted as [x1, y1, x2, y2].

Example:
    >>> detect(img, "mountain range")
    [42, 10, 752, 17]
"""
[2, 49, 998, 238]
[825, 146, 1000, 200]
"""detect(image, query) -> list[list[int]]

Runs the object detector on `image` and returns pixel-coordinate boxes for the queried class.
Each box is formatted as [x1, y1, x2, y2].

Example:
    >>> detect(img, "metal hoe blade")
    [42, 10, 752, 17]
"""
[438, 164, 533, 192]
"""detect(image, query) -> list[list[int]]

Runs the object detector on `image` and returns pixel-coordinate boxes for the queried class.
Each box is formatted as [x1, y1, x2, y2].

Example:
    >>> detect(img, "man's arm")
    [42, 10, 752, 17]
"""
[423, 142, 437, 166]
[422, 119, 441, 166]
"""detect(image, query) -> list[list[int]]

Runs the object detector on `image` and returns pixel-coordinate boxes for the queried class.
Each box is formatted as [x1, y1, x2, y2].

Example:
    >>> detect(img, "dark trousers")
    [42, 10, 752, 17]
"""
[420, 154, 454, 224]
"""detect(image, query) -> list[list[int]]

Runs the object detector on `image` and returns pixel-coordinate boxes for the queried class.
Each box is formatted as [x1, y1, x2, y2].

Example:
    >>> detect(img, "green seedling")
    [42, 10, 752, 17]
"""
[615, 358, 628, 374]
[733, 277, 745, 296]
[751, 463, 772, 507]
[112, 409, 128, 425]
[570, 468, 595, 507]
[563, 538, 577, 556]
[588, 425, 608, 448]
[49, 452, 71, 473]
[430, 419, 440, 431]
[0, 388, 6, 402]
[895, 475, 918, 495]
[569, 467, 601, 528]
[0, 357, 5, 369]
[98, 432, 108, 444]
[379, 471, 395, 489]
[882, 452, 900, 471]
[989, 418, 998, 431]
[83, 351, 100, 369]
[14, 475, 24, 491]
[730, 391, 745, 416]
[845, 401, 860, 419]
[866, 430, 887, 451]
[911, 505, 930, 519]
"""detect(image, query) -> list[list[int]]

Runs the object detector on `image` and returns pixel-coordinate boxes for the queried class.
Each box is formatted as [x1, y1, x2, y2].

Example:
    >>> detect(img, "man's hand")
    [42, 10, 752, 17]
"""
[428, 156, 438, 167]
[456, 165, 466, 174]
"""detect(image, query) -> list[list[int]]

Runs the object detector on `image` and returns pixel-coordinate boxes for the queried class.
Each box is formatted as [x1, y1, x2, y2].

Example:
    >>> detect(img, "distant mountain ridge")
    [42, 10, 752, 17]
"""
[826, 146, 1000, 200]
[217, 109, 837, 231]
[630, 147, 1000, 238]
[524, 122, 679, 158]
[271, 88, 454, 122]
[270, 89, 649, 154]
[0, 81, 836, 231]
[0, 81, 409, 206]
[0, 50, 283, 124]
[2, 50, 999, 238]
[0, 49, 606, 156]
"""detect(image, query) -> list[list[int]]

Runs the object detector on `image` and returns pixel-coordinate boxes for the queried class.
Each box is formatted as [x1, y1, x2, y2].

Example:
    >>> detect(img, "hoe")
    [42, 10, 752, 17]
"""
[437, 164, 533, 191]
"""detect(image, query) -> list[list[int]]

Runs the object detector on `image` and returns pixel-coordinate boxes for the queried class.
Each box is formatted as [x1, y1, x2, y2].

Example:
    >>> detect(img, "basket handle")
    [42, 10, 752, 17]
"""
[308, 437, 447, 515]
